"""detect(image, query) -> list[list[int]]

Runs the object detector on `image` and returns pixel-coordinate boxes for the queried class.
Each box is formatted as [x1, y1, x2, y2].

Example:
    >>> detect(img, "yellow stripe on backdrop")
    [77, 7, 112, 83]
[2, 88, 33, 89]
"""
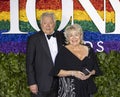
[0, 10, 115, 23]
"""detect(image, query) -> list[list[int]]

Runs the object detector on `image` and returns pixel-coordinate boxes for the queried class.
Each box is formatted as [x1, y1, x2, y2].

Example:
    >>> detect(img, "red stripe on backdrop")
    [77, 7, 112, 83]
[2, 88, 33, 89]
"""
[90, 0, 114, 11]
[36, 0, 114, 11]
[0, 0, 114, 12]
[19, 0, 26, 9]
[0, 0, 10, 12]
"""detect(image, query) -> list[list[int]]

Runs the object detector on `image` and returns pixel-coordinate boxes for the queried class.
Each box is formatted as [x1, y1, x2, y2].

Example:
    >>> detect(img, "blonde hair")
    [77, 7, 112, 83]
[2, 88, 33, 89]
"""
[40, 12, 56, 24]
[64, 24, 84, 44]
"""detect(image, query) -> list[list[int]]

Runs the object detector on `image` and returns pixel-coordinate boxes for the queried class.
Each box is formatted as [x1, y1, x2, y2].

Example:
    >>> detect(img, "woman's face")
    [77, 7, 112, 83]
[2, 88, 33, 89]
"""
[68, 30, 81, 46]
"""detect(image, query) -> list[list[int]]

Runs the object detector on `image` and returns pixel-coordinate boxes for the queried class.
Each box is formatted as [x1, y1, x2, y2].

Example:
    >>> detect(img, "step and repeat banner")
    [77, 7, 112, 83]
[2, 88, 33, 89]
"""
[0, 0, 120, 53]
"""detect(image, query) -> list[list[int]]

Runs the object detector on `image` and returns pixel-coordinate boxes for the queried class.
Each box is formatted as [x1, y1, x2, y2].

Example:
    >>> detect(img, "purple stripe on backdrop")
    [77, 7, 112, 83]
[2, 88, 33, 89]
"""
[0, 41, 120, 54]
[93, 41, 120, 53]
[0, 42, 27, 54]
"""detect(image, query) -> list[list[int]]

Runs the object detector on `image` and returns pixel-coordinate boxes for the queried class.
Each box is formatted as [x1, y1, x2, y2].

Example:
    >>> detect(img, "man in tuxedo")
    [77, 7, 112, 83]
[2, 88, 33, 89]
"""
[26, 12, 65, 97]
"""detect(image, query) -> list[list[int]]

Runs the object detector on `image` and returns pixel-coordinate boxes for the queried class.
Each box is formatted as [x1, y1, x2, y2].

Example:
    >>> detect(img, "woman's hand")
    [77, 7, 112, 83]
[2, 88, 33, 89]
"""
[82, 70, 96, 80]
[72, 71, 85, 80]
[73, 70, 96, 80]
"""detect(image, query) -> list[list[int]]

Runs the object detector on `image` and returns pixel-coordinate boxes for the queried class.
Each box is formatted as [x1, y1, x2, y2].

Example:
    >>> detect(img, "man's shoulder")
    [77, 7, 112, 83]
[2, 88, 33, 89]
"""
[55, 30, 64, 37]
[55, 30, 63, 34]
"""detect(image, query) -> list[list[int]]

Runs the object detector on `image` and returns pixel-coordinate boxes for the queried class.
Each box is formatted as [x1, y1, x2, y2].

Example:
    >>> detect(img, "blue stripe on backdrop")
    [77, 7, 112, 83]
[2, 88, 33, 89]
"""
[1, 30, 120, 42]
[0, 30, 120, 53]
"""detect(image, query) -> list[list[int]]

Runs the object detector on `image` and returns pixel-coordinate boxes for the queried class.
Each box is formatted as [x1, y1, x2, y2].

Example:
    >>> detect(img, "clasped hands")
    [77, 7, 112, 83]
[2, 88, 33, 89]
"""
[72, 70, 95, 80]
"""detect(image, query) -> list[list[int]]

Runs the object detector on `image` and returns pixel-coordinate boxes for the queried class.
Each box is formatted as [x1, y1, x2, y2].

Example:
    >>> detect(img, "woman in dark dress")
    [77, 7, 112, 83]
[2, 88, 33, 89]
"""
[50, 24, 101, 97]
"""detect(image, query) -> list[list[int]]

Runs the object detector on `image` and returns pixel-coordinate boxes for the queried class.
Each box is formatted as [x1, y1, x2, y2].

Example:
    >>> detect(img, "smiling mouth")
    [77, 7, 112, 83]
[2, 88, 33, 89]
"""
[46, 29, 51, 30]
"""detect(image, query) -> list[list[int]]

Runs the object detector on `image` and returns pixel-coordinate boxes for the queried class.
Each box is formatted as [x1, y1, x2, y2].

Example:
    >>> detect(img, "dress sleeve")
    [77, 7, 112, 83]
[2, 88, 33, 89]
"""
[90, 48, 102, 76]
[49, 47, 65, 76]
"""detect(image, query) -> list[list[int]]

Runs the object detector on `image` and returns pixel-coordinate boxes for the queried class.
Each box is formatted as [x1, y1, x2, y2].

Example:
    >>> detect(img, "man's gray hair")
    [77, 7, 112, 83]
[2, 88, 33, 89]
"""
[40, 12, 56, 24]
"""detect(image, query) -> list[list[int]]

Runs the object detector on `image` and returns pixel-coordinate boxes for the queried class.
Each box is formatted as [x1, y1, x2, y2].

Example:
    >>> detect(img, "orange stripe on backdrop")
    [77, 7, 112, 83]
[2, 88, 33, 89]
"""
[0, 0, 114, 12]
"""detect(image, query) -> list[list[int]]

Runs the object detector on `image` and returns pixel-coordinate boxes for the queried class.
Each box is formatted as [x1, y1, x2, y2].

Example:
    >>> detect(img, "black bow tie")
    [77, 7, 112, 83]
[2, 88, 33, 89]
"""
[47, 33, 56, 39]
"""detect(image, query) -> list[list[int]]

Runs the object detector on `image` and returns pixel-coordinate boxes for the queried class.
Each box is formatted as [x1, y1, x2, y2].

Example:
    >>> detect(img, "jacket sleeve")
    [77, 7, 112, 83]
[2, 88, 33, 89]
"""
[26, 36, 36, 86]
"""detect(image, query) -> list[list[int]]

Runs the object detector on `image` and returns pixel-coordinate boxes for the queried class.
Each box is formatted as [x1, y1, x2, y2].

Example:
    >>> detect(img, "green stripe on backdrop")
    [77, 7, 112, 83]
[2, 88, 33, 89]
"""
[0, 20, 115, 32]
[0, 20, 10, 30]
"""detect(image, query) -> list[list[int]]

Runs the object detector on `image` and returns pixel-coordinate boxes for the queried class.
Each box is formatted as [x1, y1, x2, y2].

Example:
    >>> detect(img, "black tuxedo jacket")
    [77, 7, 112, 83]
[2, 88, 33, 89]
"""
[26, 30, 65, 92]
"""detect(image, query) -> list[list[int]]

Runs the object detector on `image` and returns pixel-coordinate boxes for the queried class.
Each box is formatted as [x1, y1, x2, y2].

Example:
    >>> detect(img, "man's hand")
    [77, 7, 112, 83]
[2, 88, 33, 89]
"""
[29, 84, 38, 94]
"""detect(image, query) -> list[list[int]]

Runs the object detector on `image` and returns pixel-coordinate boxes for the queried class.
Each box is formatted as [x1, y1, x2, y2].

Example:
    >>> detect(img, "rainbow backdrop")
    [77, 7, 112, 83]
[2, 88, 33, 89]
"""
[0, 0, 120, 53]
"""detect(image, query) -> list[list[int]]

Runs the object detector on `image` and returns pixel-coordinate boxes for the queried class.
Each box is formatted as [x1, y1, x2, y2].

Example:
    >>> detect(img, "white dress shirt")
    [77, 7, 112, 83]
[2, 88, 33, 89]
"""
[45, 34, 58, 63]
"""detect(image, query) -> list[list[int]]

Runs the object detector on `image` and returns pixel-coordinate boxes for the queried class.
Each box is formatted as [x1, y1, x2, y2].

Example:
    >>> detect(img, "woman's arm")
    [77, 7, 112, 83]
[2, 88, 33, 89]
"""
[57, 69, 86, 80]
[57, 69, 75, 77]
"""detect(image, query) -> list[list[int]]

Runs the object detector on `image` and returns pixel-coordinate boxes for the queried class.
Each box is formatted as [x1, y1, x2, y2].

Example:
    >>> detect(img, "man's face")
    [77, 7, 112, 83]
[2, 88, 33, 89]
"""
[41, 16, 55, 35]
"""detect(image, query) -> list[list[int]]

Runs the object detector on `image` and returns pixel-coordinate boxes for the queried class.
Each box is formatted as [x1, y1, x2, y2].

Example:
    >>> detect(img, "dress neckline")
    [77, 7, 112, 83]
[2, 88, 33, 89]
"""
[63, 45, 90, 61]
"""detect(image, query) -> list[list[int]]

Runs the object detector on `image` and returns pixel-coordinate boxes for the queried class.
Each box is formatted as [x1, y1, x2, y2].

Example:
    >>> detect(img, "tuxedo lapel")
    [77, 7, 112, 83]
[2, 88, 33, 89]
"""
[37, 31, 64, 64]
[38, 31, 53, 62]
[56, 37, 61, 51]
